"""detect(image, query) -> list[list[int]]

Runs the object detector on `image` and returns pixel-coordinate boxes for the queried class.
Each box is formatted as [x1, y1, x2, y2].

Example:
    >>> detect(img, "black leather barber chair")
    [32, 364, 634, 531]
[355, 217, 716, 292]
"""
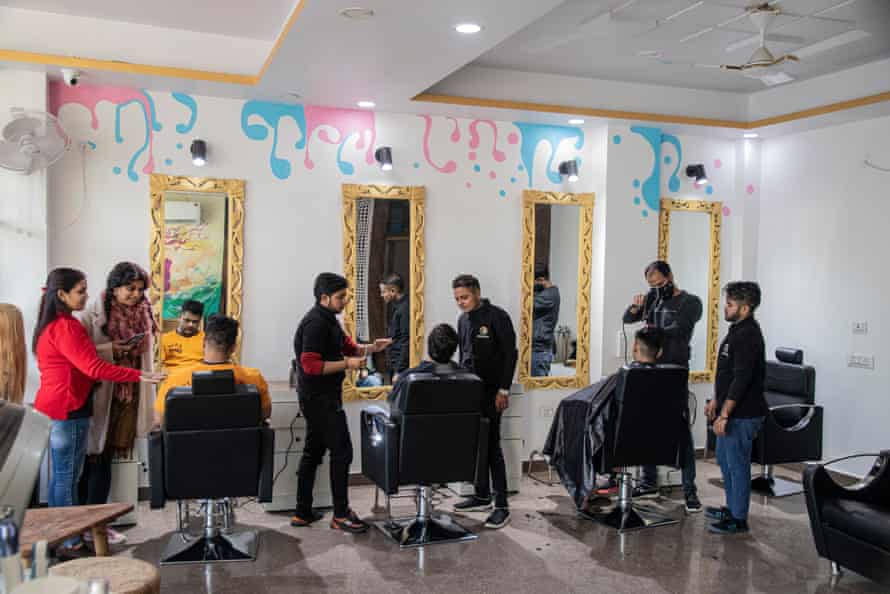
[361, 369, 489, 548]
[586, 365, 688, 533]
[804, 451, 890, 586]
[148, 370, 274, 565]
[751, 347, 823, 497]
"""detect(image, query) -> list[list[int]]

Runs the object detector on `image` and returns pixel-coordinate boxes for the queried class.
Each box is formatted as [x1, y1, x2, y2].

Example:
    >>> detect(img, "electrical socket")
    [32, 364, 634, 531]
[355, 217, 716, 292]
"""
[852, 321, 868, 335]
[848, 354, 875, 370]
[539, 406, 555, 418]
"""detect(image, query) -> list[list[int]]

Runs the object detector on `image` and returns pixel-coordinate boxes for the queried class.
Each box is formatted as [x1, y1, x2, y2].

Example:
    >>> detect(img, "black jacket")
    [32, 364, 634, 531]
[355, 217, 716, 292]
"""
[533, 286, 560, 352]
[293, 305, 350, 401]
[386, 295, 410, 375]
[458, 299, 517, 393]
[715, 317, 768, 418]
[623, 290, 702, 366]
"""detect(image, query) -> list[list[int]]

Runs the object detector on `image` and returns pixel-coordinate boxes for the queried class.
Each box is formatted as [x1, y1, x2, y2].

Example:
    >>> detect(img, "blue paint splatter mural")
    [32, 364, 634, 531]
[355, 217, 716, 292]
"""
[628, 125, 685, 216]
[613, 135, 622, 144]
[240, 100, 306, 180]
[171, 92, 198, 134]
[512, 123, 584, 186]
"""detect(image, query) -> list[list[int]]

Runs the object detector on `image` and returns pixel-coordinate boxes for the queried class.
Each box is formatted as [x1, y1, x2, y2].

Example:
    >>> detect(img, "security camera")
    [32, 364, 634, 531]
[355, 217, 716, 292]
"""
[61, 68, 81, 87]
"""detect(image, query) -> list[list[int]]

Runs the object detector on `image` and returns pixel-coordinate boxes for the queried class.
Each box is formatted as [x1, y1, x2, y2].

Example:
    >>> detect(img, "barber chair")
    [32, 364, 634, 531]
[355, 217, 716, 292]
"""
[804, 451, 890, 586]
[751, 348, 823, 497]
[361, 369, 489, 548]
[587, 365, 688, 533]
[148, 370, 274, 565]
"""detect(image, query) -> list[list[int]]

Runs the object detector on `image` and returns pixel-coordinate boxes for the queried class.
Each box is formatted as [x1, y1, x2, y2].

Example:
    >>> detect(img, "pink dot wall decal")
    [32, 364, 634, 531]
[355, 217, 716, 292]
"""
[508, 132, 519, 145]
[465, 181, 472, 189]
[746, 184, 755, 195]
[722, 206, 731, 216]
[489, 171, 496, 179]
[714, 159, 722, 169]
[469, 152, 477, 160]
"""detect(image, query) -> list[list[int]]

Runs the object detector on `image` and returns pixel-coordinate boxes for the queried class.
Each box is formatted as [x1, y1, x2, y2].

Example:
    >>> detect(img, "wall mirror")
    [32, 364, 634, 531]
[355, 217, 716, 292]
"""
[149, 174, 245, 365]
[518, 190, 594, 389]
[658, 198, 722, 383]
[341, 184, 425, 401]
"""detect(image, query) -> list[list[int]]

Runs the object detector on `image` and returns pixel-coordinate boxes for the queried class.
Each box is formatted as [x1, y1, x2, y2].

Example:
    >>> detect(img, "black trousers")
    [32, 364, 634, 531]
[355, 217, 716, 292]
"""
[296, 395, 353, 518]
[475, 389, 509, 508]
[78, 454, 113, 506]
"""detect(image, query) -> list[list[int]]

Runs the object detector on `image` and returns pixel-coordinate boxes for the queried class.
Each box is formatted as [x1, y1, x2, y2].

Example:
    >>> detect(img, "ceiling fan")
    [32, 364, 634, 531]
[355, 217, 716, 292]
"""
[716, 4, 800, 82]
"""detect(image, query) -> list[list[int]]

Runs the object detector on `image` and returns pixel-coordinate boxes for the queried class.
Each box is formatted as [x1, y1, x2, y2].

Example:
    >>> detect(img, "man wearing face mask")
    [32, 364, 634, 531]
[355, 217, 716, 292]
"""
[532, 266, 560, 377]
[622, 260, 703, 512]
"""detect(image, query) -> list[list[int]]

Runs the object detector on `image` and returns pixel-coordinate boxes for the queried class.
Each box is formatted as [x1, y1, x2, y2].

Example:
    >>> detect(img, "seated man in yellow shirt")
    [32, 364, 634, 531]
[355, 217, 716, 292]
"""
[155, 314, 272, 425]
[160, 300, 205, 371]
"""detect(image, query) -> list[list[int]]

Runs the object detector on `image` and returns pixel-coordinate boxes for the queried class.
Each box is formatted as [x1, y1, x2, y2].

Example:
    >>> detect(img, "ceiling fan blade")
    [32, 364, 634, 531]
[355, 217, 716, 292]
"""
[720, 64, 744, 71]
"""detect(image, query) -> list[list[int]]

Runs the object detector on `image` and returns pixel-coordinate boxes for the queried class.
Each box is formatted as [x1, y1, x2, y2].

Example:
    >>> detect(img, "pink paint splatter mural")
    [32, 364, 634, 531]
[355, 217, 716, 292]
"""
[419, 115, 458, 173]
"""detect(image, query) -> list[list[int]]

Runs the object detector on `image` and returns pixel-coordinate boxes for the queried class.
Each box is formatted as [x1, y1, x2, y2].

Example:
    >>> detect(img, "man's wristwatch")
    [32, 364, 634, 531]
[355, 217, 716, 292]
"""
[498, 389, 509, 397]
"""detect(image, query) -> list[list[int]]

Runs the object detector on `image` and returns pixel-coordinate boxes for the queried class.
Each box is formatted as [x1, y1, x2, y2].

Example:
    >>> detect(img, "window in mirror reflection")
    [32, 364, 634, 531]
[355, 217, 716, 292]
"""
[162, 191, 227, 332]
[532, 204, 580, 378]
[355, 198, 411, 387]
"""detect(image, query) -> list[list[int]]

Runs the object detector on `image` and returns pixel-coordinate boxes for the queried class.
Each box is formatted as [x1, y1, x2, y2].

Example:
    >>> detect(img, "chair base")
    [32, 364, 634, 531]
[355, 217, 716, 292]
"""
[581, 503, 679, 533]
[751, 474, 803, 498]
[376, 514, 478, 549]
[160, 529, 258, 565]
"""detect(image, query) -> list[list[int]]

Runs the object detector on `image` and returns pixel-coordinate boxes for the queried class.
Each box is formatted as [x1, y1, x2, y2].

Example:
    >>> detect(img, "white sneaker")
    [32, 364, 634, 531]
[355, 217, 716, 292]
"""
[83, 527, 127, 545]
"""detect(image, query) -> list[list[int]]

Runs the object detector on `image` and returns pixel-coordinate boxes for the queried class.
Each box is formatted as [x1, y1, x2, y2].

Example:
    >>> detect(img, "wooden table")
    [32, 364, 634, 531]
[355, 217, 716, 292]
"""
[20, 503, 134, 562]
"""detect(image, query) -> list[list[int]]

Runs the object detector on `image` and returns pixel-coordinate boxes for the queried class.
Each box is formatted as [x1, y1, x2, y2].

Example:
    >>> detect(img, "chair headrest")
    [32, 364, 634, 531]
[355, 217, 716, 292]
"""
[395, 372, 483, 414]
[615, 364, 688, 400]
[765, 360, 814, 399]
[192, 369, 235, 395]
[165, 384, 261, 431]
[775, 348, 803, 365]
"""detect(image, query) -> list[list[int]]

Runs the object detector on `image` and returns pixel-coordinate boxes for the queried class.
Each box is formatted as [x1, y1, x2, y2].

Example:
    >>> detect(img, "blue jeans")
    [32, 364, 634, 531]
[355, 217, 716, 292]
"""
[49, 418, 91, 547]
[531, 350, 553, 377]
[716, 416, 764, 521]
[642, 422, 697, 498]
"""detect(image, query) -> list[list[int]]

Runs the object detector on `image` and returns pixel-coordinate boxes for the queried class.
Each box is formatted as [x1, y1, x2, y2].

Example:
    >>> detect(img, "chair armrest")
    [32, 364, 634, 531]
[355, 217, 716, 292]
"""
[147, 430, 166, 509]
[817, 451, 890, 504]
[258, 426, 274, 503]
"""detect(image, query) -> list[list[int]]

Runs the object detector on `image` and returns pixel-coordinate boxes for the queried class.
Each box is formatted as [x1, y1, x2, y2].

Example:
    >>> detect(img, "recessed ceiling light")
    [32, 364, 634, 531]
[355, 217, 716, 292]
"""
[339, 7, 374, 19]
[743, 133, 759, 138]
[455, 23, 482, 34]
[357, 100, 375, 109]
[568, 118, 585, 125]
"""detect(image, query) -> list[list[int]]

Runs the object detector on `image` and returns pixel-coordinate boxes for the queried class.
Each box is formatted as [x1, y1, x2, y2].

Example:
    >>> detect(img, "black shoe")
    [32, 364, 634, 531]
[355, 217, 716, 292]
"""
[685, 493, 703, 514]
[290, 509, 325, 527]
[454, 496, 493, 512]
[55, 542, 90, 561]
[708, 517, 749, 534]
[632, 484, 658, 499]
[330, 509, 369, 534]
[484, 508, 511, 529]
[705, 506, 730, 521]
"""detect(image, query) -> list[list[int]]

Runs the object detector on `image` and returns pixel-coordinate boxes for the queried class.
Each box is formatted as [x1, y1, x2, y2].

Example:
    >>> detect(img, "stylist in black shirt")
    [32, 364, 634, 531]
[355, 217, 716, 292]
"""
[704, 281, 768, 535]
[291, 273, 390, 533]
[452, 274, 517, 530]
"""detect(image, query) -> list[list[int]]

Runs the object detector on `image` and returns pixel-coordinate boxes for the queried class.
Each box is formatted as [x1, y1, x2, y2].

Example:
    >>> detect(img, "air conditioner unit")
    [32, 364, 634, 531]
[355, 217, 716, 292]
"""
[165, 201, 201, 223]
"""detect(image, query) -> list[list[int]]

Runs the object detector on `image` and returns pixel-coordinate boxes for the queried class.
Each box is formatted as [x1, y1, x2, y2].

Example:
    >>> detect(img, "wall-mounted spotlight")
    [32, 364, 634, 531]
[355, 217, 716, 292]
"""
[190, 139, 207, 167]
[685, 163, 708, 186]
[374, 146, 393, 171]
[558, 159, 579, 183]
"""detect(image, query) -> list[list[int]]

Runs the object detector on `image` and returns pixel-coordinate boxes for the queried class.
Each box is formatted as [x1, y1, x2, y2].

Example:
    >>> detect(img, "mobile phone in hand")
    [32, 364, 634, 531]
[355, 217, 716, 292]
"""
[124, 332, 146, 346]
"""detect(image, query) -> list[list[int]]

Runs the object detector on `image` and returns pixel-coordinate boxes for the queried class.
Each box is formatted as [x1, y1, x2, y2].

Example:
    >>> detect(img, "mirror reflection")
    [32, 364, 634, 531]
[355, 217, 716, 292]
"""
[161, 190, 227, 333]
[531, 204, 580, 377]
[354, 197, 411, 387]
[666, 211, 711, 371]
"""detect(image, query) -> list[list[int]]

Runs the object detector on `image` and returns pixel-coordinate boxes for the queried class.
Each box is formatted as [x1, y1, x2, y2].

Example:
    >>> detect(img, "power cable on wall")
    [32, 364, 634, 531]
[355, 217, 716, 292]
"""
[58, 142, 90, 232]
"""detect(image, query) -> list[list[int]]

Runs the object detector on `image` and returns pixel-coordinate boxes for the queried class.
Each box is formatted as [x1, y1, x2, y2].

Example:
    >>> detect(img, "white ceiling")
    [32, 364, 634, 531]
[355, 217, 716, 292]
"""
[472, 0, 890, 92]
[0, 0, 294, 39]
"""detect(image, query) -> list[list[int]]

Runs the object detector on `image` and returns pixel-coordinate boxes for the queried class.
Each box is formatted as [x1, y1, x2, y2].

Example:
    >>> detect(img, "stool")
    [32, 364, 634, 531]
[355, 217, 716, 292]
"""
[49, 557, 160, 594]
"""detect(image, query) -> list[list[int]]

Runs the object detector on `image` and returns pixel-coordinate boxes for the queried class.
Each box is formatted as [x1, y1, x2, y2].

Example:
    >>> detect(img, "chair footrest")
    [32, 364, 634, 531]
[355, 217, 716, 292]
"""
[376, 514, 478, 548]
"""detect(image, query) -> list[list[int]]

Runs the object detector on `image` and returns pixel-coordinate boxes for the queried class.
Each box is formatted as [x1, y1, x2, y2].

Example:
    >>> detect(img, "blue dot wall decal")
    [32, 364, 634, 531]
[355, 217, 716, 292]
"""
[633, 179, 640, 188]
[642, 210, 649, 218]
[413, 162, 420, 169]
[634, 197, 641, 205]
[499, 190, 507, 197]
[613, 135, 622, 144]
[510, 177, 517, 183]
[517, 164, 524, 172]
[87, 141, 96, 150]
[176, 143, 183, 150]
[473, 164, 481, 172]
[706, 186, 714, 195]
[112, 166, 121, 175]
[664, 155, 672, 165]
[164, 158, 173, 166]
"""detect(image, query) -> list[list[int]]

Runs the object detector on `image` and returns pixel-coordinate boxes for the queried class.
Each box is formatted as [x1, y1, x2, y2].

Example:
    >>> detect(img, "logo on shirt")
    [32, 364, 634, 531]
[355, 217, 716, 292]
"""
[479, 325, 489, 336]
[168, 344, 183, 354]
[720, 342, 730, 358]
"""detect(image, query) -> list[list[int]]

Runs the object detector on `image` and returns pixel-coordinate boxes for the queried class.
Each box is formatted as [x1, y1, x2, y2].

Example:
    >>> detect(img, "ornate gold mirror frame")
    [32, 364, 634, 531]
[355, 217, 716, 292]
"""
[518, 190, 594, 389]
[341, 184, 425, 401]
[149, 174, 245, 366]
[658, 198, 722, 383]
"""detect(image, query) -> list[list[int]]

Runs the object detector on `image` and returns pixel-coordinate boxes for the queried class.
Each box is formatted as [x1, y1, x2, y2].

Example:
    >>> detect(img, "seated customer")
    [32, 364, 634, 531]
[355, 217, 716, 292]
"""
[387, 323, 463, 409]
[154, 314, 271, 425]
[159, 300, 205, 371]
[542, 327, 664, 510]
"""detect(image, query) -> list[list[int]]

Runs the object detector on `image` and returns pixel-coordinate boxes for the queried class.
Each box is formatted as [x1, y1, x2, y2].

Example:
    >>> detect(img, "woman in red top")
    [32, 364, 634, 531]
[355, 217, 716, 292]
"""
[33, 268, 163, 556]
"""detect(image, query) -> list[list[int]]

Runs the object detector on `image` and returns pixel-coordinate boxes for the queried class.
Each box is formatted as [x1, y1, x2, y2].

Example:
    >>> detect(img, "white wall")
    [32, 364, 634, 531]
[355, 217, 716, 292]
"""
[0, 70, 48, 404]
[549, 202, 580, 339]
[758, 114, 890, 473]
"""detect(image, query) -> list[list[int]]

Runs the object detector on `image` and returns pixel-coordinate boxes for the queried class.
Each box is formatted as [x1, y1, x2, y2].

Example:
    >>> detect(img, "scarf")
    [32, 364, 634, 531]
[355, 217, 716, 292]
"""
[106, 295, 154, 400]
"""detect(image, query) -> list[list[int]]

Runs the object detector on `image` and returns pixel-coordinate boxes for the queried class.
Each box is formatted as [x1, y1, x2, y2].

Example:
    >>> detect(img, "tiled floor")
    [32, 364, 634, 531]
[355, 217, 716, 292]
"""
[105, 461, 882, 593]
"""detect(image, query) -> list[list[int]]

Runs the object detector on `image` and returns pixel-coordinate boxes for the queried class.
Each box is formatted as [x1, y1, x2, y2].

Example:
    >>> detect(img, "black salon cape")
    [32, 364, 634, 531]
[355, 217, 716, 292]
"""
[542, 374, 619, 510]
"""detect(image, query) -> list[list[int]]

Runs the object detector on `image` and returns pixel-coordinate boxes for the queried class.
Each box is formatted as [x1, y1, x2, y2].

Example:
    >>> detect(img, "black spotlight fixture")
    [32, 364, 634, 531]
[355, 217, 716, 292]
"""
[686, 163, 708, 186]
[190, 139, 207, 167]
[558, 159, 579, 182]
[374, 146, 393, 171]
